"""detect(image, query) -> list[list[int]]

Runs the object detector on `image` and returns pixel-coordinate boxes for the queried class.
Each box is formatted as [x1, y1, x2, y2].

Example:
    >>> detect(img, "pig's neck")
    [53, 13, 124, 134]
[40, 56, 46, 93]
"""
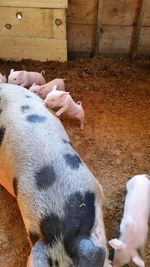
[64, 95, 77, 113]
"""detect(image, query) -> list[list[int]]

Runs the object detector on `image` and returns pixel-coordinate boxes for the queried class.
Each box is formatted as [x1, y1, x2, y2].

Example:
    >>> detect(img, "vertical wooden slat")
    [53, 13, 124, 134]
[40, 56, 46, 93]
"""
[94, 0, 104, 56]
[129, 0, 145, 58]
[53, 9, 66, 40]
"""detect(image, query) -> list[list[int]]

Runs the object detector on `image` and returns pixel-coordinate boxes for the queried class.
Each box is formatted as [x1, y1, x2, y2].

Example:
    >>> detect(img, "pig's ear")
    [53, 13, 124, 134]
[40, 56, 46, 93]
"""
[38, 85, 44, 92]
[10, 69, 14, 74]
[59, 92, 69, 100]
[52, 85, 57, 90]
[108, 239, 125, 250]
[132, 254, 145, 267]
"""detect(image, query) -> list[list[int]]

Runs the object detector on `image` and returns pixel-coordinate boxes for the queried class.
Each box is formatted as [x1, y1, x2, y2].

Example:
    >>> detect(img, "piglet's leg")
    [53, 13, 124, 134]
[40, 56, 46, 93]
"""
[132, 250, 145, 267]
[20, 82, 27, 87]
[55, 105, 69, 117]
[79, 118, 84, 130]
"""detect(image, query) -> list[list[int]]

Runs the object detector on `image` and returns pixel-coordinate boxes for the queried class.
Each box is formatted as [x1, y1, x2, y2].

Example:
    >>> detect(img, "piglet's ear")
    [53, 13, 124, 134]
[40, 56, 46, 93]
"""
[59, 92, 69, 100]
[10, 69, 14, 74]
[108, 239, 125, 250]
[52, 85, 57, 90]
[132, 255, 145, 267]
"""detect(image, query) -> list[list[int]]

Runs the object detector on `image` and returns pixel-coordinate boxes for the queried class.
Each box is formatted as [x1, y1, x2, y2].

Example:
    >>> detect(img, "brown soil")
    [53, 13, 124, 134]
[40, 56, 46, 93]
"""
[0, 57, 149, 267]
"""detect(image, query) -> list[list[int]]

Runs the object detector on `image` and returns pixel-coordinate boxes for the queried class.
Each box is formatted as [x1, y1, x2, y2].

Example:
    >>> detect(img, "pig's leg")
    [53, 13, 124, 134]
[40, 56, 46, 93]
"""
[20, 82, 27, 88]
[79, 118, 84, 130]
[75, 237, 106, 267]
[55, 105, 69, 117]
[27, 241, 50, 267]
[91, 184, 112, 267]
[76, 112, 84, 130]
[132, 250, 145, 267]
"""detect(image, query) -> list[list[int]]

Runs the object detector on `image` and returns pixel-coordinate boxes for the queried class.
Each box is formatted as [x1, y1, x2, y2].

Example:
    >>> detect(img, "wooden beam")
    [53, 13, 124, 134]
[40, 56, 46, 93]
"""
[0, 0, 68, 9]
[129, 0, 145, 58]
[0, 36, 67, 62]
[94, 0, 104, 56]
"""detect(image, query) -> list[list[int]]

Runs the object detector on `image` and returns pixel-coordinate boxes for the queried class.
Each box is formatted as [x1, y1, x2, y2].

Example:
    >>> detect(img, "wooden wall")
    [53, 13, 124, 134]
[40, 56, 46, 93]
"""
[0, 0, 149, 61]
[67, 0, 150, 58]
[0, 0, 68, 62]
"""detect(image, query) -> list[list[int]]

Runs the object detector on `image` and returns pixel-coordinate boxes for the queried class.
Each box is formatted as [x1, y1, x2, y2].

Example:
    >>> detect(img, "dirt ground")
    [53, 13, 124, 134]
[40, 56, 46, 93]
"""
[0, 57, 149, 267]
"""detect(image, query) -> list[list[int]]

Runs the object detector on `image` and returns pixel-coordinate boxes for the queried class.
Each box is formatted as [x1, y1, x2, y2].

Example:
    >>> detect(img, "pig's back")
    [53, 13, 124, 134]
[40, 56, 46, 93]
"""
[0, 83, 97, 227]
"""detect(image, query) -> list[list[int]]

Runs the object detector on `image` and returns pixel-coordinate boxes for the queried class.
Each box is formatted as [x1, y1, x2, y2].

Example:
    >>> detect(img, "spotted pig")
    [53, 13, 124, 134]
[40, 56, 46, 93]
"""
[0, 83, 112, 267]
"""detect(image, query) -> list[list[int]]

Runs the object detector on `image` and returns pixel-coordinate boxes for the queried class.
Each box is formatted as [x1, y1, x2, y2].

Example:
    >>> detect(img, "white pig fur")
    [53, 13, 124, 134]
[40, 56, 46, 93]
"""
[0, 83, 111, 267]
[109, 174, 150, 267]
[44, 90, 85, 130]
[8, 69, 45, 88]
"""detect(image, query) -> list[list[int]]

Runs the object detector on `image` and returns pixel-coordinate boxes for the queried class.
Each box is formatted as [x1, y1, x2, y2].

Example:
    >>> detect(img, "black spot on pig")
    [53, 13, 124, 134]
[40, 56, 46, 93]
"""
[35, 165, 56, 190]
[63, 191, 95, 259]
[21, 105, 30, 112]
[48, 258, 53, 266]
[0, 126, 6, 145]
[29, 231, 39, 246]
[64, 153, 82, 169]
[25, 95, 32, 98]
[54, 260, 59, 267]
[40, 213, 63, 245]
[27, 114, 47, 123]
[0, 109, 3, 114]
[13, 177, 18, 197]
[62, 139, 72, 146]
[62, 139, 69, 144]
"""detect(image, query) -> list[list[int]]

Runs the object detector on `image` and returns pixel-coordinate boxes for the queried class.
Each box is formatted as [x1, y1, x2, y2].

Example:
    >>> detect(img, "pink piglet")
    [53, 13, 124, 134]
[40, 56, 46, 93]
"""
[0, 73, 7, 83]
[109, 174, 150, 267]
[8, 69, 46, 88]
[29, 78, 66, 99]
[44, 90, 85, 130]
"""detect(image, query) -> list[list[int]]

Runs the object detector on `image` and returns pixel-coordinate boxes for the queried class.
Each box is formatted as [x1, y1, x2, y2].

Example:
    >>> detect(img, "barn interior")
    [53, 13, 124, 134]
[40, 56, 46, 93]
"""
[0, 1, 149, 266]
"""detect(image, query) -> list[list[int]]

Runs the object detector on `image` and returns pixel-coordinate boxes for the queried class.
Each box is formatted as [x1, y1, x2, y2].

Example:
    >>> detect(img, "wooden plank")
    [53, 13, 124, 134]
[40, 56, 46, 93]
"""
[100, 25, 132, 55]
[95, 0, 104, 56]
[0, 37, 67, 62]
[102, 0, 139, 26]
[142, 0, 150, 26]
[138, 26, 150, 54]
[0, 0, 68, 9]
[67, 1, 98, 25]
[53, 9, 66, 39]
[67, 24, 96, 52]
[129, 0, 145, 58]
[68, 0, 98, 8]
[0, 7, 53, 38]
[0, 7, 66, 40]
